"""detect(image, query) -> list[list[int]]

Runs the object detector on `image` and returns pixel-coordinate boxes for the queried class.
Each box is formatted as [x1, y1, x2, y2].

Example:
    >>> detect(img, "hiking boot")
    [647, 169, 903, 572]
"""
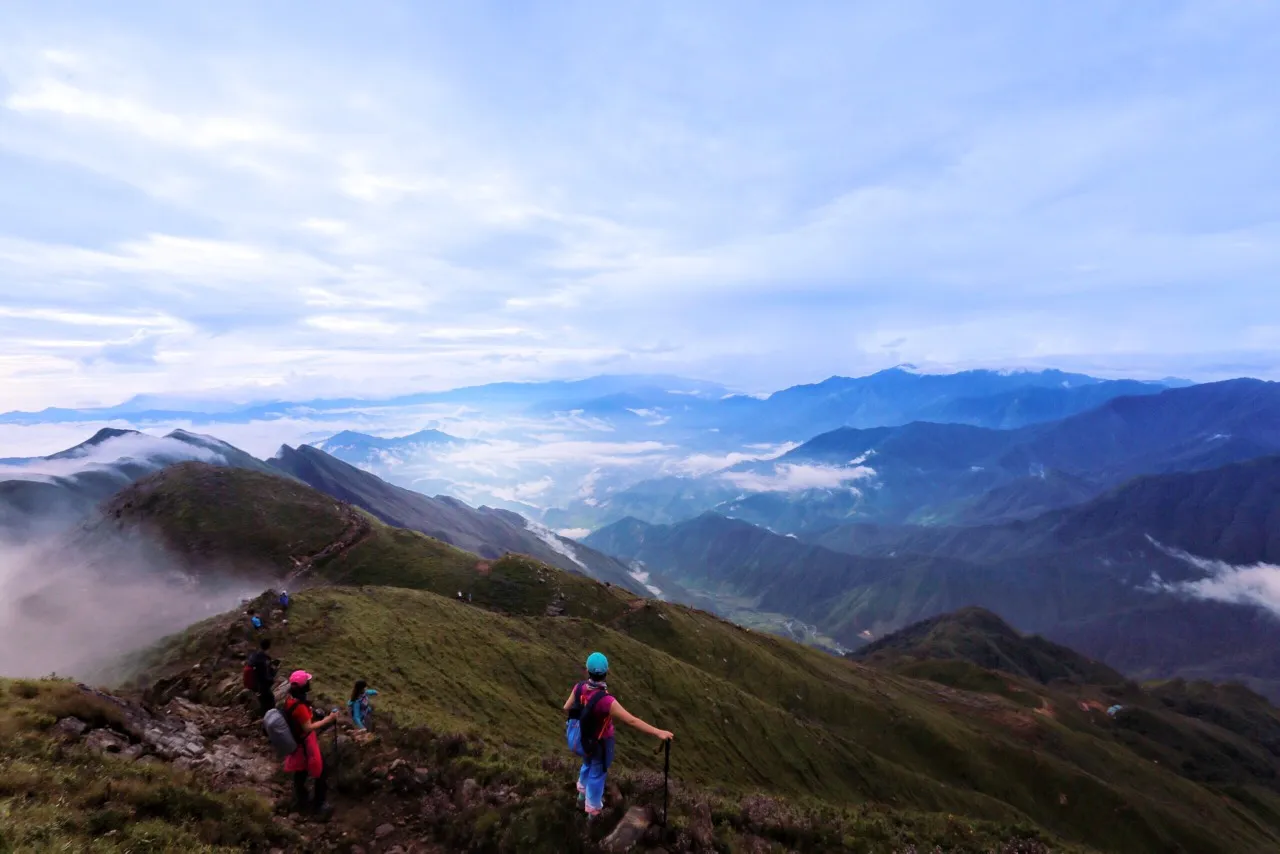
[311, 801, 335, 821]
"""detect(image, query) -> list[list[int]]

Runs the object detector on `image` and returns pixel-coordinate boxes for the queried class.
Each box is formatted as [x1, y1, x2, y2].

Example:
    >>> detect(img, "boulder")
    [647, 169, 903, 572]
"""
[603, 806, 654, 853]
[84, 729, 131, 755]
[52, 717, 88, 740]
[375, 823, 396, 839]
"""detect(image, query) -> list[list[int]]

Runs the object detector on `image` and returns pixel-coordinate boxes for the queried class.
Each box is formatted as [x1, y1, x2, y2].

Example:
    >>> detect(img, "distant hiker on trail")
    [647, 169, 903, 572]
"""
[278, 590, 290, 615]
[347, 679, 379, 731]
[563, 652, 673, 818]
[282, 670, 338, 817]
[245, 638, 279, 719]
[248, 609, 263, 631]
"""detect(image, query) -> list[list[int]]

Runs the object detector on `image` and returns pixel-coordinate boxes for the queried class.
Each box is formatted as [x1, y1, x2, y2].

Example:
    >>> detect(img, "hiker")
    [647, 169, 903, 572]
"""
[347, 679, 379, 731]
[248, 609, 263, 631]
[283, 670, 339, 817]
[245, 638, 278, 719]
[563, 652, 673, 818]
[279, 589, 291, 614]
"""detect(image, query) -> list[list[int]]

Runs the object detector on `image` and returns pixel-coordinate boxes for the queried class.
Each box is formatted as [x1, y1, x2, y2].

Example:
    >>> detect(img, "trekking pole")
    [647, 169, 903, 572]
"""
[654, 738, 671, 827]
[331, 709, 340, 783]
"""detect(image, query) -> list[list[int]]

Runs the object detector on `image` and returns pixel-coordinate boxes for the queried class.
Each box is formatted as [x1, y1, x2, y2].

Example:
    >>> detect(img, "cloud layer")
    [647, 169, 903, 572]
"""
[1152, 545, 1280, 618]
[2, 1, 1279, 410]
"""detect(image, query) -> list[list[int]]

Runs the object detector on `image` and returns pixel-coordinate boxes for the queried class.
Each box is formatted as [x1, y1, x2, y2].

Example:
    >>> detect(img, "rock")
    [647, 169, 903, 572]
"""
[349, 846, 367, 854]
[456, 778, 481, 809]
[53, 717, 88, 739]
[689, 801, 714, 849]
[375, 823, 396, 839]
[603, 806, 654, 852]
[84, 729, 131, 755]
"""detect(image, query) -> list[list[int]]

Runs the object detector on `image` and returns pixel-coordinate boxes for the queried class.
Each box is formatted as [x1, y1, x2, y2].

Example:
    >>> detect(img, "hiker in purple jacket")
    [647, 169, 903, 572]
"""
[563, 652, 673, 817]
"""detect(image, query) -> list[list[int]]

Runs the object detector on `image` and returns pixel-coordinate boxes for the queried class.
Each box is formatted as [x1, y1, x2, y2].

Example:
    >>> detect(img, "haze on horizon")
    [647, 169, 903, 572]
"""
[1, 0, 1278, 412]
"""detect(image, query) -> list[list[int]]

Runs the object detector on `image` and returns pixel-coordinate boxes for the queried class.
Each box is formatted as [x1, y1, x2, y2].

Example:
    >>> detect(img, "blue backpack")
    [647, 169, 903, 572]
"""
[565, 683, 610, 758]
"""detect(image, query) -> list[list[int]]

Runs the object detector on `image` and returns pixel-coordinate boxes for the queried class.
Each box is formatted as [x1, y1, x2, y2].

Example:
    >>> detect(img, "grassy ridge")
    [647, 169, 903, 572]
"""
[248, 586, 1280, 853]
[101, 464, 1280, 852]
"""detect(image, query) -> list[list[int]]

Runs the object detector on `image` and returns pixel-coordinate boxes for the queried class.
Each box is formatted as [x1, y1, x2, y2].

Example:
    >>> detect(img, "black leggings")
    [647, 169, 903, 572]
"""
[293, 767, 328, 809]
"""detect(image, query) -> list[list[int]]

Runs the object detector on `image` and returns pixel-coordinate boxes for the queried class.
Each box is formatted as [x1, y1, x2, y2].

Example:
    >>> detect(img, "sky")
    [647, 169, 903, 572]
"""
[1, 0, 1278, 411]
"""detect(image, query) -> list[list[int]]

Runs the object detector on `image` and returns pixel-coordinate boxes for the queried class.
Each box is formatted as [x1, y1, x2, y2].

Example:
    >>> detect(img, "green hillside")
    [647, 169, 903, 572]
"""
[85, 465, 1280, 851]
[852, 608, 1127, 688]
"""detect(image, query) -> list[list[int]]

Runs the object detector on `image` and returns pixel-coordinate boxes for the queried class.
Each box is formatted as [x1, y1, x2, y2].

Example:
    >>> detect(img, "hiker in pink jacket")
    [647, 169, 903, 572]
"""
[283, 670, 338, 816]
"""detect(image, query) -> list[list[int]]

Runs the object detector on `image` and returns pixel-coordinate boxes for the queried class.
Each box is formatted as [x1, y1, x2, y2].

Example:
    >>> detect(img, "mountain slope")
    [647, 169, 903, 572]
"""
[811, 455, 1280, 571]
[853, 608, 1126, 687]
[267, 443, 646, 592]
[95, 467, 1280, 853]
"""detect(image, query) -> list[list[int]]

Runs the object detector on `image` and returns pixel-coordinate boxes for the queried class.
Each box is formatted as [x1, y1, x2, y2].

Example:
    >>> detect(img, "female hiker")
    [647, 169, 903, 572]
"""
[563, 652, 673, 817]
[348, 679, 379, 731]
[284, 670, 339, 817]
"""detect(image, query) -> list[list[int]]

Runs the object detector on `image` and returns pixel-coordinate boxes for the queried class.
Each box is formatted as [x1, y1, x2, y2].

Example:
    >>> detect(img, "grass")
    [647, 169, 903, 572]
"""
[0, 678, 292, 853]
[144, 585, 1280, 853]
[95, 464, 1280, 852]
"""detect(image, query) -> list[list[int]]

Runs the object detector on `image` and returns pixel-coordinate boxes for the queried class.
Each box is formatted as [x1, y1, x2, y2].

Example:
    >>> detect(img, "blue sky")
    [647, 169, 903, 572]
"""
[1, 0, 1277, 410]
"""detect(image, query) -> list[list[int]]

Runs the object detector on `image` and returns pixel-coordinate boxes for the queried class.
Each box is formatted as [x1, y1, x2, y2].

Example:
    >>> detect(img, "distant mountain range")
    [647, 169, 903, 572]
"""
[586, 453, 1280, 697]
[557, 378, 1280, 532]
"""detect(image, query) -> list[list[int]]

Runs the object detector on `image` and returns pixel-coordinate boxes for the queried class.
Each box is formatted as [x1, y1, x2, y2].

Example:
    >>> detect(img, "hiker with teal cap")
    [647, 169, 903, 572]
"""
[563, 651, 674, 817]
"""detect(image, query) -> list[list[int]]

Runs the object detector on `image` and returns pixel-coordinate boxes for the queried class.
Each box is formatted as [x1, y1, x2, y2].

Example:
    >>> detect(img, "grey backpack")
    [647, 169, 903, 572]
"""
[263, 707, 298, 759]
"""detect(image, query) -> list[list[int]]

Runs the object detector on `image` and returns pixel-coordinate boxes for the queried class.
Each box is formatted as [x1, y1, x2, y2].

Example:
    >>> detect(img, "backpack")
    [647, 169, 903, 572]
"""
[242, 663, 257, 691]
[565, 684, 611, 759]
[263, 708, 298, 759]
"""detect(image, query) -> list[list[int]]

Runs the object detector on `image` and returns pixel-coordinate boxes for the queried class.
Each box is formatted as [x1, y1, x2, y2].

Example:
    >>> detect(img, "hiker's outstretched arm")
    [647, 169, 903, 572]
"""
[563, 688, 578, 712]
[611, 701, 674, 741]
[300, 711, 337, 734]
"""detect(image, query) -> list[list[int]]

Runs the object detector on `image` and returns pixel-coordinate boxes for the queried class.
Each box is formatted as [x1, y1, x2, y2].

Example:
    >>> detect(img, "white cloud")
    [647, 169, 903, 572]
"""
[0, 2, 1278, 411]
[0, 431, 224, 482]
[721, 463, 876, 493]
[1149, 541, 1280, 617]
[524, 518, 587, 571]
[489, 476, 555, 505]
[672, 443, 799, 477]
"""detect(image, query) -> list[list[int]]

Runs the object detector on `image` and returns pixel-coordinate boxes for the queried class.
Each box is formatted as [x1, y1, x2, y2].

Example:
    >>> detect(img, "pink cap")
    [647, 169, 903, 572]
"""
[288, 670, 312, 686]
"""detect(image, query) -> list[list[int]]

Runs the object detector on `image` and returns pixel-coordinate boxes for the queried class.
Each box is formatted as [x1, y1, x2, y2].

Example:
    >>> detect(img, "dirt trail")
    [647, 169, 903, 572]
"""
[286, 508, 373, 584]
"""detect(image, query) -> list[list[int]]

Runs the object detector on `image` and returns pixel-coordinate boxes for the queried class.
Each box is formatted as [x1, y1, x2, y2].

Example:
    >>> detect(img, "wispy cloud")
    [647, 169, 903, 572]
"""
[0, 431, 224, 482]
[672, 443, 799, 477]
[0, 2, 1278, 410]
[721, 463, 876, 493]
[1149, 541, 1280, 617]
